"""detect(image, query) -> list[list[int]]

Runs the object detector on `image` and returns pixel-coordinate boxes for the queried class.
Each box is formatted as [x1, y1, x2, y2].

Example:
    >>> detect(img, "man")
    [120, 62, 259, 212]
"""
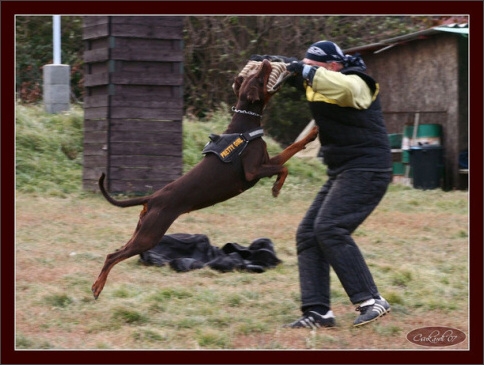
[252, 40, 392, 328]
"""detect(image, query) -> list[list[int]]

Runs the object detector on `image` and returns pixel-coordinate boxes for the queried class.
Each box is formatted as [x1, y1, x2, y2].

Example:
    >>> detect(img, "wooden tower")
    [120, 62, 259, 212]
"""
[82, 16, 184, 194]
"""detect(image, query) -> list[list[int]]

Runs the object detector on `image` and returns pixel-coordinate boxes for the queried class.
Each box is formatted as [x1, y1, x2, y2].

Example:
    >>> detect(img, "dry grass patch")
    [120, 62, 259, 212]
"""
[14, 104, 470, 352]
[15, 184, 469, 350]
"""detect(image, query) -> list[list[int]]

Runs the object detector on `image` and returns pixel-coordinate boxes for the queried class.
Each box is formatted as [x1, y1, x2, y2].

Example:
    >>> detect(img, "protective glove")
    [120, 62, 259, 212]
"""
[286, 60, 305, 75]
[249, 54, 266, 61]
[287, 61, 318, 83]
[249, 54, 298, 63]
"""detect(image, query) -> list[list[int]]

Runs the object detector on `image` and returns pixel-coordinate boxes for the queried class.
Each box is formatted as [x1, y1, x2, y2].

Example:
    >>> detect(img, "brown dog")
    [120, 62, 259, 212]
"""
[92, 59, 319, 299]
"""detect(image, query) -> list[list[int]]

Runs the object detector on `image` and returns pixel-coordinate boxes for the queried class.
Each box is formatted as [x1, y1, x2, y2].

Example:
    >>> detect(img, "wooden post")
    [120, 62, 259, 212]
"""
[82, 16, 185, 194]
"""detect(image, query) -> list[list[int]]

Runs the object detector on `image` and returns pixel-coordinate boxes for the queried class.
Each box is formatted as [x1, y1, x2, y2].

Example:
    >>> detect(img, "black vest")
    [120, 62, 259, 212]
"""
[309, 68, 392, 176]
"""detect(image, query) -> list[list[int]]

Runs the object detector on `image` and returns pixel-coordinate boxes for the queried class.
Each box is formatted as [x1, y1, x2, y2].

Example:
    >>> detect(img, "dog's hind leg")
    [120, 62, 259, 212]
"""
[91, 237, 137, 299]
[91, 209, 179, 299]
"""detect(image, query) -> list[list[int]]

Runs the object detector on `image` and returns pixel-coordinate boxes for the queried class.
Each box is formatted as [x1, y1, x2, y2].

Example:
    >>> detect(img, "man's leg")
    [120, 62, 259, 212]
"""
[314, 170, 391, 304]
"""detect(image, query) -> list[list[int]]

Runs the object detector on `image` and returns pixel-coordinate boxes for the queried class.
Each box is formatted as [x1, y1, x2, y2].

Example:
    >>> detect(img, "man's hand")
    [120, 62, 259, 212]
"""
[286, 61, 305, 75]
[250, 54, 298, 63]
[249, 54, 266, 61]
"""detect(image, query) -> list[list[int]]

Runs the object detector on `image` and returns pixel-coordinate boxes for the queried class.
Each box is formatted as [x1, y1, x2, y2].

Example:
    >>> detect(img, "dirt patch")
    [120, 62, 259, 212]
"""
[13, 189, 469, 351]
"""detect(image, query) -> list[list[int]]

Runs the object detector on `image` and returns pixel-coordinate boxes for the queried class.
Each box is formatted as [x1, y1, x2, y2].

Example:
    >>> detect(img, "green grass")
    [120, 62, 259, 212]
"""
[43, 294, 74, 308]
[15, 102, 327, 196]
[16, 103, 84, 196]
[14, 103, 469, 350]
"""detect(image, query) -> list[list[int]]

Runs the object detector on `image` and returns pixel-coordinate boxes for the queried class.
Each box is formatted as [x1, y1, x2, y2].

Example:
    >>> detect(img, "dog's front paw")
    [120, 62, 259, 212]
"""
[305, 126, 319, 143]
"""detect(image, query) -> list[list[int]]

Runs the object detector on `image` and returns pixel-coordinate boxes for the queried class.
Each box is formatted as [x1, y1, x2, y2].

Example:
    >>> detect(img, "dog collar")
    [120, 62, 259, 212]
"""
[232, 106, 262, 118]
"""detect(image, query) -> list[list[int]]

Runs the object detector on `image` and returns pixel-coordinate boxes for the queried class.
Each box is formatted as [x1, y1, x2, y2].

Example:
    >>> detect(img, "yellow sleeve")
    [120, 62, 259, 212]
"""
[308, 68, 374, 109]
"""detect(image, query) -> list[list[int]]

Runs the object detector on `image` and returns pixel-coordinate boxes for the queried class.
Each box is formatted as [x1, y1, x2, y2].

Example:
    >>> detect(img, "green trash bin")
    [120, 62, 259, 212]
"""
[408, 145, 444, 190]
[402, 124, 442, 163]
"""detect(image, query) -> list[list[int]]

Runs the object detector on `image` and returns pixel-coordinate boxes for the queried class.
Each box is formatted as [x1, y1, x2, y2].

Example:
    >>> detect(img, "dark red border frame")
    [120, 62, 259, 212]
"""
[2, 1, 483, 364]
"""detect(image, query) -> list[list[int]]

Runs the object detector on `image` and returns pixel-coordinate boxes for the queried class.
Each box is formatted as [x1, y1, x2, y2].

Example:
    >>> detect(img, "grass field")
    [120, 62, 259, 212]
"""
[14, 104, 469, 351]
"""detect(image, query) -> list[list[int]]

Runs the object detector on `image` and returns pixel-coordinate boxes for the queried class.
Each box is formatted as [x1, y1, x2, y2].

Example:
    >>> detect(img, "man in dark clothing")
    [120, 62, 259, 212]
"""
[253, 40, 392, 328]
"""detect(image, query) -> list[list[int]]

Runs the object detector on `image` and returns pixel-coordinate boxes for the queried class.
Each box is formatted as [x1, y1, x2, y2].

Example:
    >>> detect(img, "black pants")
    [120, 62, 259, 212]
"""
[295, 170, 392, 311]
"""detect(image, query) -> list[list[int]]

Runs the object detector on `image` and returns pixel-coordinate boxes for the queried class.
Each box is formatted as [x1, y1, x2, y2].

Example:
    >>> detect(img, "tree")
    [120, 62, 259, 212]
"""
[17, 15, 455, 143]
[15, 16, 84, 103]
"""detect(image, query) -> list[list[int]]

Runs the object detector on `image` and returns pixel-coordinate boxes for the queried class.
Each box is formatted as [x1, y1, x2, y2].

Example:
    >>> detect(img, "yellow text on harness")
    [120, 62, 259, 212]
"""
[220, 137, 244, 159]
[202, 128, 263, 163]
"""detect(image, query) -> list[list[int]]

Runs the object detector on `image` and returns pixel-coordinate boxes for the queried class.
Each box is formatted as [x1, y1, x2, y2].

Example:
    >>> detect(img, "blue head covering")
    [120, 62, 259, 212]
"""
[305, 40, 366, 70]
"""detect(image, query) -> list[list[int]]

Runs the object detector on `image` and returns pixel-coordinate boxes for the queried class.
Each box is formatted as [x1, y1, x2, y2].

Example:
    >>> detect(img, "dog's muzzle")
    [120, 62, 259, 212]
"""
[234, 61, 292, 94]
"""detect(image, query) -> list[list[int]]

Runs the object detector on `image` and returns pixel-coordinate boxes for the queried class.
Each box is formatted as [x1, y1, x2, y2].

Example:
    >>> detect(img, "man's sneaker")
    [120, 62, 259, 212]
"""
[353, 297, 390, 327]
[284, 310, 336, 329]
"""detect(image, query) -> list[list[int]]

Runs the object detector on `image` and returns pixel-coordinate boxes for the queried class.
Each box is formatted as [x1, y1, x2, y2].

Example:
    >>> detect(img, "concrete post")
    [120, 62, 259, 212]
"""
[43, 64, 70, 114]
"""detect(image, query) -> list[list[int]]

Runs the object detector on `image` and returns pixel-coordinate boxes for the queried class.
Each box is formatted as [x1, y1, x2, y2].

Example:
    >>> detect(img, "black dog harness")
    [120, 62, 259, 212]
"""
[202, 128, 264, 163]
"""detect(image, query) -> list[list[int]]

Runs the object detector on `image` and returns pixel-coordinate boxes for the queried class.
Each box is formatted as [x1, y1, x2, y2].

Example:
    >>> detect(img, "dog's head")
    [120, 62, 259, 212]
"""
[233, 59, 289, 106]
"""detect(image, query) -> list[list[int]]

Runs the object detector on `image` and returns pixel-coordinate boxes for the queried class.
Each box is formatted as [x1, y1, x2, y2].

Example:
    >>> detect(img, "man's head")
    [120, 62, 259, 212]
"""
[303, 40, 367, 72]
[303, 40, 345, 71]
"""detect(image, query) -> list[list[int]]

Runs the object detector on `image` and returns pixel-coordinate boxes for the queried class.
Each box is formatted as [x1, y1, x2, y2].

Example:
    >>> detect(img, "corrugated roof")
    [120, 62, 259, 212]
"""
[344, 23, 468, 54]
[434, 23, 469, 34]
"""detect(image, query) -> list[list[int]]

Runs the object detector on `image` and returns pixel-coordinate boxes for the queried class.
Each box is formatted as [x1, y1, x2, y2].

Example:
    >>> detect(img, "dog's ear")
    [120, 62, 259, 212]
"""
[233, 76, 244, 97]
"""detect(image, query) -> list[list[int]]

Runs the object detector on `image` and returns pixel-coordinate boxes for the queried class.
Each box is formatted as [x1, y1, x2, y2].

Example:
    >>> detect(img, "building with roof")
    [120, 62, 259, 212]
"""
[345, 23, 469, 190]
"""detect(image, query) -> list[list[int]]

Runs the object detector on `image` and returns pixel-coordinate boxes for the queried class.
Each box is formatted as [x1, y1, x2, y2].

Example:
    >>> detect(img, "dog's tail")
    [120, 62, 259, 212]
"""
[98, 173, 150, 208]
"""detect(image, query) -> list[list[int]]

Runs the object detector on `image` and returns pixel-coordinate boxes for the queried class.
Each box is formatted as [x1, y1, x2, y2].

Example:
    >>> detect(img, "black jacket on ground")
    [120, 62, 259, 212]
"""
[139, 234, 282, 273]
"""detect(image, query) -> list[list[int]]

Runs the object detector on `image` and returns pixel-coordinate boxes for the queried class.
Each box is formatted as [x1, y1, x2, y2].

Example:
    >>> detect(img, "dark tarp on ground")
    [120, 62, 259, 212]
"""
[139, 233, 282, 273]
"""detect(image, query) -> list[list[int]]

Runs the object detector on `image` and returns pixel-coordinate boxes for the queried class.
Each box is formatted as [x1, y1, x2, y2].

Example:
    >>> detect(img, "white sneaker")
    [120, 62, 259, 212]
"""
[353, 297, 390, 327]
[285, 310, 336, 329]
